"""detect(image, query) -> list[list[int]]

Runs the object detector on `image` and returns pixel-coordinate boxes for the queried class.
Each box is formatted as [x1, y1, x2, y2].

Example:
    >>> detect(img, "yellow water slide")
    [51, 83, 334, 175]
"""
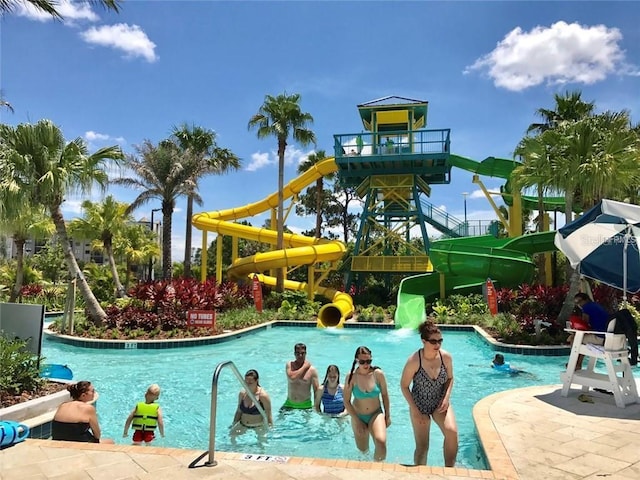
[192, 157, 353, 327]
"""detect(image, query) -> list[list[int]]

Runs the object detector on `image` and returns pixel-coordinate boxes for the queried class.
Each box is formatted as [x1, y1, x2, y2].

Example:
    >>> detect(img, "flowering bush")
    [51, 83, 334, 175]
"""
[99, 278, 253, 335]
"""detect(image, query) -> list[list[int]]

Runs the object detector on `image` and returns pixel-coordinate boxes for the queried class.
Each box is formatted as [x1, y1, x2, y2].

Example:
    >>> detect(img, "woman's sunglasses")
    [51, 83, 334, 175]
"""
[426, 338, 444, 345]
[358, 359, 373, 365]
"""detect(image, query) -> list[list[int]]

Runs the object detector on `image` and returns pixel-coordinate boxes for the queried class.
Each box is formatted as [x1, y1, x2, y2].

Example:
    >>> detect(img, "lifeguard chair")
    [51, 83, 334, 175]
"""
[561, 319, 639, 408]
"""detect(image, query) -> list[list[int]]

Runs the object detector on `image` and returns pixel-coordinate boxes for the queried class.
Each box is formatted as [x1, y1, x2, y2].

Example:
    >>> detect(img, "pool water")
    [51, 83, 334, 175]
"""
[41, 326, 568, 468]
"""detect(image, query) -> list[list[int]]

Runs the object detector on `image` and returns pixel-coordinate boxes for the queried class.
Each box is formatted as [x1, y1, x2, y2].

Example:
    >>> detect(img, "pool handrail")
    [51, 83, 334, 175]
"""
[202, 360, 268, 467]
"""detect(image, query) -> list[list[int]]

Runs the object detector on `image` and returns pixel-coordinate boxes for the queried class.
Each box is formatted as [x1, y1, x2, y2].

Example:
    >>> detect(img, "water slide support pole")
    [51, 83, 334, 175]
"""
[543, 214, 552, 286]
[201, 231, 207, 283]
[472, 175, 511, 235]
[307, 265, 315, 300]
[232, 236, 239, 264]
[216, 234, 223, 284]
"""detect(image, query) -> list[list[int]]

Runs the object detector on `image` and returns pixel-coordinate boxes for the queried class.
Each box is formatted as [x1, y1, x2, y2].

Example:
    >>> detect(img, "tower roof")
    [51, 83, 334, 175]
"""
[357, 96, 428, 108]
[357, 96, 429, 130]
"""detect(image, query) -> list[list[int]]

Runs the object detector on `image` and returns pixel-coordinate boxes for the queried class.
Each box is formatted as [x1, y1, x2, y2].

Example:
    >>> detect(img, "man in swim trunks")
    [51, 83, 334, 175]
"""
[283, 343, 319, 409]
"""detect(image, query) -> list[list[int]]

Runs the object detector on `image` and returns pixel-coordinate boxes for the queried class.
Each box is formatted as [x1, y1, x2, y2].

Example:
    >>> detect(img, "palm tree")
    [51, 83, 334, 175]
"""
[114, 139, 198, 280]
[0, 119, 124, 325]
[113, 222, 160, 288]
[0, 205, 53, 302]
[170, 123, 240, 278]
[512, 134, 556, 228]
[547, 112, 640, 320]
[248, 93, 316, 292]
[513, 134, 554, 281]
[69, 196, 130, 298]
[577, 111, 640, 206]
[527, 90, 595, 135]
[0, 0, 121, 19]
[296, 150, 333, 239]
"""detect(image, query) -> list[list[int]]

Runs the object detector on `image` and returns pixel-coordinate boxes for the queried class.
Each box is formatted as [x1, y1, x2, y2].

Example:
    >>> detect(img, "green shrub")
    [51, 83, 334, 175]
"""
[216, 308, 276, 330]
[0, 334, 44, 395]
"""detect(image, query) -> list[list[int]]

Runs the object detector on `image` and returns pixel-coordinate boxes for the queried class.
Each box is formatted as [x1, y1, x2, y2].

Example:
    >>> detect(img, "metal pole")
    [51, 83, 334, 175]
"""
[623, 227, 630, 304]
[462, 192, 469, 235]
[206, 361, 268, 467]
[148, 209, 161, 281]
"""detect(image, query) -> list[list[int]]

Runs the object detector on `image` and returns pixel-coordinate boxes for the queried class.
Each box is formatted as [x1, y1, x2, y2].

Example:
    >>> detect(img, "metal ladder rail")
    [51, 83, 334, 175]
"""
[190, 360, 269, 468]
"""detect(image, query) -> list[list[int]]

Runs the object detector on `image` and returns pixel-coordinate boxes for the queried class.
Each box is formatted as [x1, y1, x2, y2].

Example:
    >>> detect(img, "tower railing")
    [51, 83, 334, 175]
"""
[334, 129, 450, 158]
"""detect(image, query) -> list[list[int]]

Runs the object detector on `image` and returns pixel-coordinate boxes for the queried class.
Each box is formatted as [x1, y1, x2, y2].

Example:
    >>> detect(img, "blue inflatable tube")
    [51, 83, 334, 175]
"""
[0, 420, 30, 447]
[40, 364, 73, 380]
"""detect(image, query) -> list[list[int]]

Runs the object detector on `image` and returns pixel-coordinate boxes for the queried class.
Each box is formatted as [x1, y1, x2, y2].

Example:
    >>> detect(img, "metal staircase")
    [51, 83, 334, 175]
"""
[420, 199, 467, 238]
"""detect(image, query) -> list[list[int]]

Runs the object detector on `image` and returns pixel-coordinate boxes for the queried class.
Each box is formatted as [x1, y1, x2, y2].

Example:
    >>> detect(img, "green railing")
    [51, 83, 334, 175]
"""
[333, 129, 450, 158]
[420, 199, 498, 238]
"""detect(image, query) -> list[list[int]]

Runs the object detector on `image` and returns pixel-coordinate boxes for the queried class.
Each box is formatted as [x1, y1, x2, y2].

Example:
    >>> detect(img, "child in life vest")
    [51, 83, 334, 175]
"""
[123, 384, 165, 444]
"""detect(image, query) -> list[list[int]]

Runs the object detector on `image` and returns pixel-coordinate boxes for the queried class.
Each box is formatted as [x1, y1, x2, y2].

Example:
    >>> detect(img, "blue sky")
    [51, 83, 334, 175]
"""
[2, 1, 639, 261]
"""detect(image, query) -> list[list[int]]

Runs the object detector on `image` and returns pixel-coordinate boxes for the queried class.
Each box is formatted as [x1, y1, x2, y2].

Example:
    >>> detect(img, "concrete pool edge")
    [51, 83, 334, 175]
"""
[473, 388, 521, 479]
[13, 438, 496, 478]
[43, 320, 570, 356]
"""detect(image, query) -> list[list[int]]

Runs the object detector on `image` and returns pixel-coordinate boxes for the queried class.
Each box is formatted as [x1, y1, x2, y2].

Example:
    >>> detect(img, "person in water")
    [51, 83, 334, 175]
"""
[52, 381, 114, 444]
[343, 346, 391, 461]
[283, 343, 319, 409]
[491, 354, 521, 374]
[123, 384, 165, 444]
[232, 369, 273, 429]
[400, 320, 458, 466]
[315, 364, 346, 416]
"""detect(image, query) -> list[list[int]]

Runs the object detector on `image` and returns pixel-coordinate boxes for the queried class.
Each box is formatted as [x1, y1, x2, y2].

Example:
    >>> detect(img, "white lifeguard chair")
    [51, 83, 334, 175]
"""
[561, 320, 639, 408]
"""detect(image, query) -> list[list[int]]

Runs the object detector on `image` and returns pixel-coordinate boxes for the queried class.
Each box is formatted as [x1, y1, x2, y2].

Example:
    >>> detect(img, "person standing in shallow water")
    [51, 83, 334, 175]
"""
[343, 346, 391, 461]
[315, 364, 346, 415]
[283, 343, 319, 409]
[231, 369, 273, 430]
[400, 320, 458, 466]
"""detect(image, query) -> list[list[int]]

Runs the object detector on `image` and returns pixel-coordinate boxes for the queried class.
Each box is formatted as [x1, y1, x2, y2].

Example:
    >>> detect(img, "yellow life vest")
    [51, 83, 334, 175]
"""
[132, 402, 159, 431]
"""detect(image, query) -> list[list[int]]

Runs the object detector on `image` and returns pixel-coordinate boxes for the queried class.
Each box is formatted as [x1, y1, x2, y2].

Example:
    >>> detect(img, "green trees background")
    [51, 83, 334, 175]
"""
[1, 89, 639, 328]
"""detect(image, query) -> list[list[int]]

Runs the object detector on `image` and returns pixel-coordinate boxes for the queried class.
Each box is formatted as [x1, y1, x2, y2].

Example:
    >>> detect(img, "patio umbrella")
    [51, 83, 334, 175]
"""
[554, 199, 640, 301]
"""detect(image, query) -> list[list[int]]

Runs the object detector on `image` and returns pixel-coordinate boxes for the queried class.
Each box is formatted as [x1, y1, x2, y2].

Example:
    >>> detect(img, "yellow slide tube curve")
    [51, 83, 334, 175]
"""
[192, 157, 353, 327]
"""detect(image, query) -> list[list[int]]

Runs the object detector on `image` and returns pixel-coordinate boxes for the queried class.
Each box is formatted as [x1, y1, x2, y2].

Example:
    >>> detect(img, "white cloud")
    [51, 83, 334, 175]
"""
[61, 199, 84, 215]
[465, 21, 638, 91]
[284, 146, 308, 166]
[85, 131, 109, 142]
[15, 0, 98, 23]
[246, 146, 310, 172]
[83, 130, 127, 153]
[245, 152, 271, 172]
[171, 233, 185, 262]
[80, 23, 158, 63]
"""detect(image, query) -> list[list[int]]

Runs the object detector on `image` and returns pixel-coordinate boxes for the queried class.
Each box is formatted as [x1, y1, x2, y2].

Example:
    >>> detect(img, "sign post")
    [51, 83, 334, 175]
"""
[485, 278, 498, 316]
[186, 310, 216, 329]
[252, 274, 263, 313]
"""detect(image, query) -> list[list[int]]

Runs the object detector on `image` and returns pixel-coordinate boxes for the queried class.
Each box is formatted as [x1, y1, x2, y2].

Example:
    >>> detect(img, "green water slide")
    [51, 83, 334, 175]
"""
[448, 154, 570, 212]
[394, 232, 558, 329]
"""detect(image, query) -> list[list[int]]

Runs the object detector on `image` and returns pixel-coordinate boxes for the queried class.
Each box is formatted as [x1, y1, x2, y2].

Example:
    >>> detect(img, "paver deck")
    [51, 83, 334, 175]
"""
[2, 384, 639, 480]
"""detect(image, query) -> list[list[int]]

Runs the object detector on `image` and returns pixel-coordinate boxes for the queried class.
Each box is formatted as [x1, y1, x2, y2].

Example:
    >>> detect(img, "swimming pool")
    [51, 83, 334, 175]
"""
[41, 325, 568, 468]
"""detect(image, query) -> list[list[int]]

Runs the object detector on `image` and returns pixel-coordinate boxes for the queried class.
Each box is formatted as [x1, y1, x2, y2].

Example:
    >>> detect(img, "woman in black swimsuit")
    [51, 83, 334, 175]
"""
[52, 381, 114, 443]
[231, 370, 273, 430]
[400, 320, 458, 466]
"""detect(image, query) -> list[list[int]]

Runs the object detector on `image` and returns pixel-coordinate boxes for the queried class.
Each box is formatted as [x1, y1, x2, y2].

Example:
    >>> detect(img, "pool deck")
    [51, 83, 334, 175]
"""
[2, 383, 639, 480]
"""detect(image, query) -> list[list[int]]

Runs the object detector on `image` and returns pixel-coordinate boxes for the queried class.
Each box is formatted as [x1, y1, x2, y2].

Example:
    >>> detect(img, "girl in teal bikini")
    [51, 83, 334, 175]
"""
[343, 346, 391, 461]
